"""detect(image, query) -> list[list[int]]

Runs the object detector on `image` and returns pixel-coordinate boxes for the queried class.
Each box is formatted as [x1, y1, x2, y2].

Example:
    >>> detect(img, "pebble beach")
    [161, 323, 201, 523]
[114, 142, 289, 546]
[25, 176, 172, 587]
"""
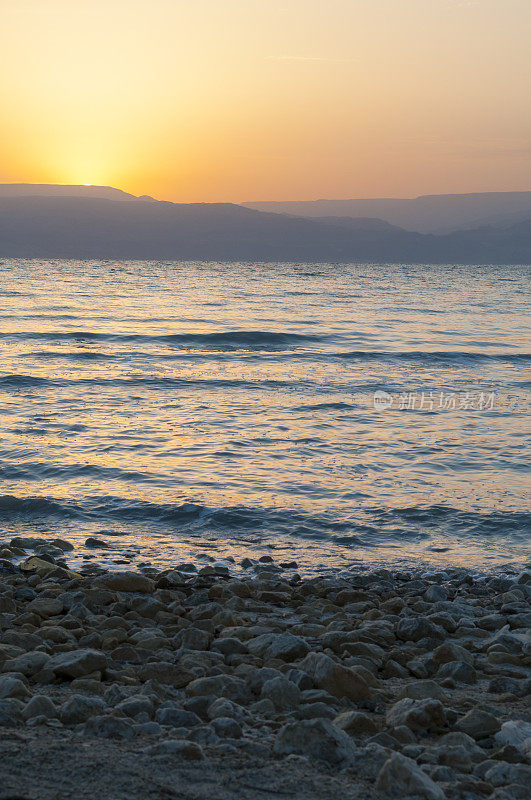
[0, 536, 529, 799]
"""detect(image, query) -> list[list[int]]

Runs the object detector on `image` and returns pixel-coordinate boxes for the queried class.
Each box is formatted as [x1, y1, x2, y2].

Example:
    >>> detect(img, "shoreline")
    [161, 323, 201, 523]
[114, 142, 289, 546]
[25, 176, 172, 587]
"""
[2, 524, 529, 579]
[0, 538, 529, 799]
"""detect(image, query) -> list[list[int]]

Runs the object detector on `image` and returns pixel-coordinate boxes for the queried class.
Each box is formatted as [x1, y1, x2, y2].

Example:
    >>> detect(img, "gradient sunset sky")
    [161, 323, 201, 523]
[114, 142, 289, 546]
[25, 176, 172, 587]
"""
[1, 0, 530, 202]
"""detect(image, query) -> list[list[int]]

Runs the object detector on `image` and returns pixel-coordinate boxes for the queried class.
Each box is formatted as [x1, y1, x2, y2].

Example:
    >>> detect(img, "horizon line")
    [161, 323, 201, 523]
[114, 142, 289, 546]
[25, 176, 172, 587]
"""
[1, 182, 531, 206]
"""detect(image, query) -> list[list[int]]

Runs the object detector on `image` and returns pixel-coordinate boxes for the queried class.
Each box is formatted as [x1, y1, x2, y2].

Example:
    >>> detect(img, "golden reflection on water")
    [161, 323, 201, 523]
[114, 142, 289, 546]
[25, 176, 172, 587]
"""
[0, 259, 529, 572]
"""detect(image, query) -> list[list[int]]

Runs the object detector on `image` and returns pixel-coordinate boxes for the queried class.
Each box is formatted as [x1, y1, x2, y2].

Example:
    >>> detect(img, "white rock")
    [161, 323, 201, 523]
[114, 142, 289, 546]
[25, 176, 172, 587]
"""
[495, 720, 531, 756]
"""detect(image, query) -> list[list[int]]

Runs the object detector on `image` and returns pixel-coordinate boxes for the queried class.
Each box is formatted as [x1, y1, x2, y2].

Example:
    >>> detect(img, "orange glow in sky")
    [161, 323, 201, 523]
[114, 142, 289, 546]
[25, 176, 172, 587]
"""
[1, 0, 530, 201]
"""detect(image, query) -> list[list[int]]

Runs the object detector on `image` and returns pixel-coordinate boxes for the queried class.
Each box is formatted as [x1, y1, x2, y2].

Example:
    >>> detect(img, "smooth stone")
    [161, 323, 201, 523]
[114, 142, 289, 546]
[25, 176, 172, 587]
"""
[298, 702, 336, 720]
[274, 719, 356, 765]
[396, 618, 445, 643]
[85, 538, 109, 548]
[27, 597, 63, 618]
[375, 752, 445, 799]
[495, 721, 531, 754]
[210, 717, 242, 739]
[211, 637, 248, 656]
[133, 721, 162, 735]
[207, 698, 242, 721]
[484, 762, 530, 787]
[261, 676, 301, 711]
[265, 633, 310, 662]
[22, 695, 57, 721]
[49, 649, 107, 679]
[156, 707, 202, 728]
[0, 677, 30, 700]
[60, 694, 105, 724]
[0, 698, 24, 726]
[92, 572, 155, 593]
[148, 739, 204, 760]
[3, 651, 51, 677]
[83, 715, 134, 740]
[114, 696, 154, 719]
[456, 708, 501, 740]
[386, 699, 447, 732]
[432, 643, 473, 665]
[334, 710, 379, 735]
[437, 744, 473, 772]
[139, 662, 194, 688]
[398, 681, 447, 701]
[436, 660, 477, 683]
[348, 742, 394, 780]
[424, 586, 448, 603]
[438, 731, 486, 758]
[299, 652, 371, 701]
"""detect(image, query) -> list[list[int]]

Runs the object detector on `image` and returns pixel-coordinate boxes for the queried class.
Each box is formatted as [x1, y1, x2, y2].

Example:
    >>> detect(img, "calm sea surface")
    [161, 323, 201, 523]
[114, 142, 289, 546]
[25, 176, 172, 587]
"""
[0, 259, 529, 573]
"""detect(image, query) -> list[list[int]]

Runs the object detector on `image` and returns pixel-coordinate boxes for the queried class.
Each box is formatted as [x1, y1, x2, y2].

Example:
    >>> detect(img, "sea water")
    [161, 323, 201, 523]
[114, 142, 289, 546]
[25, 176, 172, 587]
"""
[0, 259, 529, 572]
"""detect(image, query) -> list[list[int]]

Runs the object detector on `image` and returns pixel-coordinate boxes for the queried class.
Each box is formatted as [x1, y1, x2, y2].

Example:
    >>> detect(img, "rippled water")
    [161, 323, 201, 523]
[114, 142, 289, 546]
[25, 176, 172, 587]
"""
[0, 259, 529, 572]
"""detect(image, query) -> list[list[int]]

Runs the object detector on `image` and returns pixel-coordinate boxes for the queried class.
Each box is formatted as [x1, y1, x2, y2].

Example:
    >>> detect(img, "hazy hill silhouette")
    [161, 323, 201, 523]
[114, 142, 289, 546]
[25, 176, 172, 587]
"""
[0, 184, 136, 201]
[244, 192, 531, 233]
[0, 189, 529, 263]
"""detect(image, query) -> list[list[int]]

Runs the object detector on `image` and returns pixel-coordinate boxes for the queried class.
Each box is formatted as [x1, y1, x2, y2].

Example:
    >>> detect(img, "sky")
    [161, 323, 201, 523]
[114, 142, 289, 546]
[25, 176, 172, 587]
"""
[0, 0, 530, 202]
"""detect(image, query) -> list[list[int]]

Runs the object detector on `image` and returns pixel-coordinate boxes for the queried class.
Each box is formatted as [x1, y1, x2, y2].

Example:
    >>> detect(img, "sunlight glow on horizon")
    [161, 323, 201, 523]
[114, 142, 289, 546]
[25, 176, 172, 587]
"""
[1, 0, 530, 202]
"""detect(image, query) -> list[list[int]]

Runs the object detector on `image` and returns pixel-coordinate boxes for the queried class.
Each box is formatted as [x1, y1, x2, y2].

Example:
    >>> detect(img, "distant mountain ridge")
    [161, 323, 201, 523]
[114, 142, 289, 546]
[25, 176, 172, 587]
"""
[0, 183, 138, 202]
[0, 191, 530, 263]
[3, 184, 531, 234]
[243, 191, 531, 234]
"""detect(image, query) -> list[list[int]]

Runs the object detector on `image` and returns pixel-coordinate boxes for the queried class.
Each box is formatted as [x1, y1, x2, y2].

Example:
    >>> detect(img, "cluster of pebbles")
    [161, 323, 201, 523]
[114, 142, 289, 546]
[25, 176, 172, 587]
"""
[0, 535, 529, 799]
